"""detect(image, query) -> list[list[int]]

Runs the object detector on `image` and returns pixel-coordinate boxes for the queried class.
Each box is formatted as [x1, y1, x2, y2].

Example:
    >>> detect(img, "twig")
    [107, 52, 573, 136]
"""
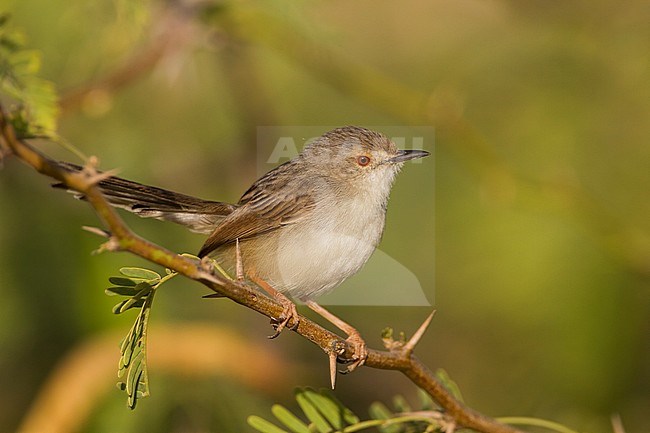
[59, 4, 202, 113]
[0, 107, 523, 433]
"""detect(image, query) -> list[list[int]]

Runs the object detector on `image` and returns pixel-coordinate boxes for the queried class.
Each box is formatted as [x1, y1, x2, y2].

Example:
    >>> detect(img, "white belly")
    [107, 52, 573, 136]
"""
[256, 199, 386, 300]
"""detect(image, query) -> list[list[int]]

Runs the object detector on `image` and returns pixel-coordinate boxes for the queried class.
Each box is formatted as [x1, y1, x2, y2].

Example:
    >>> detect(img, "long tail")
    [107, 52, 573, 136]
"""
[54, 161, 235, 234]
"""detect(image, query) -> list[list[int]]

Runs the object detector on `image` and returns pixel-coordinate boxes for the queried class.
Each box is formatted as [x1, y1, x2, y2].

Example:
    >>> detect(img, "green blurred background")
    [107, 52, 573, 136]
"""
[1, 1, 648, 432]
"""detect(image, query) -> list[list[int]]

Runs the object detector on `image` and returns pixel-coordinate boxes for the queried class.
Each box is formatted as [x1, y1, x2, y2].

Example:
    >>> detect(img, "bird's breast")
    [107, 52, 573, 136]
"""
[251, 195, 387, 300]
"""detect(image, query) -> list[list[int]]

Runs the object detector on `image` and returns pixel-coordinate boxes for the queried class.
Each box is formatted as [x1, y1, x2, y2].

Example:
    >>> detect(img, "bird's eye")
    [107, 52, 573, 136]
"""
[357, 155, 371, 166]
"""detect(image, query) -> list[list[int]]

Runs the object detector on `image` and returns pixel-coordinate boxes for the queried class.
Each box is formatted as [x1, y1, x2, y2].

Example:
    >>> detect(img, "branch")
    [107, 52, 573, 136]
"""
[0, 108, 522, 433]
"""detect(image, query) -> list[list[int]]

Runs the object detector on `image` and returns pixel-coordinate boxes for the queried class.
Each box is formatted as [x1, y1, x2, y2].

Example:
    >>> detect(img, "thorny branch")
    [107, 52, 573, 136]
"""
[0, 107, 523, 433]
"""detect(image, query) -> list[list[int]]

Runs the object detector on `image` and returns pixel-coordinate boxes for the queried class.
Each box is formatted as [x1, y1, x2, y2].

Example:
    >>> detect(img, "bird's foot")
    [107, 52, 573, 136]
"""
[268, 294, 299, 339]
[340, 330, 368, 373]
[304, 300, 368, 385]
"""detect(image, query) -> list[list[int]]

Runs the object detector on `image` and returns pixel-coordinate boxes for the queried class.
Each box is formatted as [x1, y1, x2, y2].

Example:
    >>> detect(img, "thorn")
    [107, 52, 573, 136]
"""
[235, 238, 244, 281]
[78, 156, 120, 185]
[199, 256, 214, 272]
[82, 225, 111, 238]
[197, 257, 226, 285]
[202, 293, 225, 299]
[87, 155, 99, 169]
[611, 414, 626, 433]
[329, 351, 337, 389]
[403, 310, 436, 354]
[200, 256, 234, 281]
[328, 339, 347, 385]
[80, 156, 98, 176]
[86, 168, 119, 185]
[198, 270, 225, 286]
[93, 236, 121, 254]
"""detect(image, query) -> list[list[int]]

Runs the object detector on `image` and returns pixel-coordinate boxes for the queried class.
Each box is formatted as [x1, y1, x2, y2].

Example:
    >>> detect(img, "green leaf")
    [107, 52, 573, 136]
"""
[249, 389, 361, 433]
[125, 352, 144, 396]
[319, 389, 360, 425]
[369, 402, 393, 420]
[108, 276, 138, 287]
[111, 282, 151, 314]
[105, 264, 180, 409]
[105, 286, 141, 297]
[0, 15, 59, 138]
[303, 389, 346, 430]
[295, 389, 332, 433]
[435, 369, 464, 403]
[249, 389, 457, 433]
[0, 30, 24, 52]
[369, 402, 402, 433]
[0, 13, 10, 28]
[381, 327, 394, 339]
[112, 298, 145, 314]
[119, 267, 161, 281]
[496, 417, 581, 433]
[271, 405, 310, 433]
[127, 370, 144, 409]
[115, 281, 156, 409]
[247, 416, 290, 433]
[416, 388, 436, 411]
[392, 395, 411, 413]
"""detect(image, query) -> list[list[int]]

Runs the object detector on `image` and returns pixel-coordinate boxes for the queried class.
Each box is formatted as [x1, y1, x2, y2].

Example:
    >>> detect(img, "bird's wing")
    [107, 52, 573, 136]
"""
[198, 166, 316, 257]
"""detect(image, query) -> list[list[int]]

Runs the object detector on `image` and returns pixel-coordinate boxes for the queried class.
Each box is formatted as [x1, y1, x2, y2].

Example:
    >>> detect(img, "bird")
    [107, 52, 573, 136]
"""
[55, 126, 429, 374]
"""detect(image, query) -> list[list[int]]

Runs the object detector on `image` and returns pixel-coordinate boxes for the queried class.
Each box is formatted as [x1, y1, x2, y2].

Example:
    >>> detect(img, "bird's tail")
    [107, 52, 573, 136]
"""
[53, 161, 235, 234]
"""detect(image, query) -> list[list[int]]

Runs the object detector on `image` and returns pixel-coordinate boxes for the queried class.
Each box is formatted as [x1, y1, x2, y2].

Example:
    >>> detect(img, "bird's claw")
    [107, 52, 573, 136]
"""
[339, 332, 368, 373]
[328, 333, 367, 387]
[268, 296, 299, 339]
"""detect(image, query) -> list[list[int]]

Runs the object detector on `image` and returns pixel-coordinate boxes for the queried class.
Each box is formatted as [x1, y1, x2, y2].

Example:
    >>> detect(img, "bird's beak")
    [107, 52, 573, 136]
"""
[389, 149, 430, 163]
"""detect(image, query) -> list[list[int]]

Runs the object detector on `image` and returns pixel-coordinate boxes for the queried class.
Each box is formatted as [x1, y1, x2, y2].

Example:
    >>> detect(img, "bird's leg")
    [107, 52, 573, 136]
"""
[234, 243, 297, 337]
[305, 301, 368, 374]
[235, 238, 244, 282]
[251, 276, 299, 338]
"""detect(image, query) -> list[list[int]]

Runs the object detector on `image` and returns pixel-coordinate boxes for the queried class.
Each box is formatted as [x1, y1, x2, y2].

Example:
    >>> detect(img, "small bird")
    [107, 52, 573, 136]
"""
[57, 126, 429, 374]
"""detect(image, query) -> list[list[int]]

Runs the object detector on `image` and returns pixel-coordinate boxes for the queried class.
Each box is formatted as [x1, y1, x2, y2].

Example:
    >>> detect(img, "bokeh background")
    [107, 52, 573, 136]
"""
[1, 1, 648, 432]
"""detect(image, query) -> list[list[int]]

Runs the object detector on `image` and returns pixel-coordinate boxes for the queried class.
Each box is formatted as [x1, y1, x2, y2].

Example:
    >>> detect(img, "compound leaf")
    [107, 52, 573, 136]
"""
[247, 416, 290, 433]
[271, 405, 310, 433]
[295, 389, 332, 433]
